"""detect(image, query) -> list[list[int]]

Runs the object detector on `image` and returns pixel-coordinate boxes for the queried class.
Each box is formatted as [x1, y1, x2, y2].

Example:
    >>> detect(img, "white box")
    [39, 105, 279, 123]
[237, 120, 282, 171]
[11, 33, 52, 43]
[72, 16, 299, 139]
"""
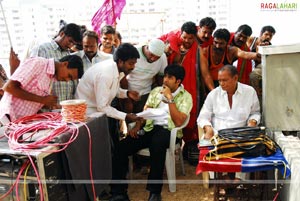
[259, 43, 300, 131]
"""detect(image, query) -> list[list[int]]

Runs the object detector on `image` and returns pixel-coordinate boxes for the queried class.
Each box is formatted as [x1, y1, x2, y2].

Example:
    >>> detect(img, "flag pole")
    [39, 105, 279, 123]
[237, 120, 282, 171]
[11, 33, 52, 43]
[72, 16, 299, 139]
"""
[111, 0, 117, 29]
[0, 0, 13, 48]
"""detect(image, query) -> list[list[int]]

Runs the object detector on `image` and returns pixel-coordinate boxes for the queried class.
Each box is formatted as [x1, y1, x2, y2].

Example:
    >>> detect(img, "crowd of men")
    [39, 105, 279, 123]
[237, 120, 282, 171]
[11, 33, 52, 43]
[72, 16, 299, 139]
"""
[0, 17, 276, 201]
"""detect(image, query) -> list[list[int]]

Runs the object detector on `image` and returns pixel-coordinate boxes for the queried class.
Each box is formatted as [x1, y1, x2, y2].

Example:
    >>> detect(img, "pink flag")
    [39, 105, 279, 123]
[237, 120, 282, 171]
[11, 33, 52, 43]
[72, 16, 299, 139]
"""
[91, 0, 126, 34]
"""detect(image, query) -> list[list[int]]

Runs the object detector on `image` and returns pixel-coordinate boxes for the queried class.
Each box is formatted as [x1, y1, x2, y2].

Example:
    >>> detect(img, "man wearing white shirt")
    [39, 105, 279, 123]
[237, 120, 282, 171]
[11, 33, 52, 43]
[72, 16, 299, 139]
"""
[197, 64, 260, 139]
[72, 30, 112, 72]
[75, 43, 141, 122]
[197, 64, 260, 185]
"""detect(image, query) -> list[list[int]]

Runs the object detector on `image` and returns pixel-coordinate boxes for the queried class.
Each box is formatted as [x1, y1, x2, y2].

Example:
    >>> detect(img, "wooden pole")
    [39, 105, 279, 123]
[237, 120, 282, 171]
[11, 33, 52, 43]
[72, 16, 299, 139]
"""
[111, 0, 117, 29]
[0, 0, 13, 48]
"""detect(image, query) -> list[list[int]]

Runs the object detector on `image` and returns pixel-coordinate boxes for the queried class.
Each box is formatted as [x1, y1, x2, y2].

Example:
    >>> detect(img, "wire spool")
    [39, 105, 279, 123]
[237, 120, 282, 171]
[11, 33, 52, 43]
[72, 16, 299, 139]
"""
[60, 99, 87, 123]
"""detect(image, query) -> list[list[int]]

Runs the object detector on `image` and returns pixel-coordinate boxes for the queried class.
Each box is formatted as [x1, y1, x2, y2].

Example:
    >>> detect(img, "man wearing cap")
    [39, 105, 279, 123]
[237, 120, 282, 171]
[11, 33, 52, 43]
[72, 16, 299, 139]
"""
[121, 38, 168, 114]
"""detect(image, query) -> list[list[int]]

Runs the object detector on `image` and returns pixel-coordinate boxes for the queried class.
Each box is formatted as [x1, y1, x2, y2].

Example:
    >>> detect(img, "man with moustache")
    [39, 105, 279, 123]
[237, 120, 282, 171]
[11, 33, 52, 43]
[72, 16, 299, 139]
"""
[247, 25, 276, 67]
[73, 30, 112, 72]
[228, 24, 253, 85]
[196, 17, 216, 48]
[197, 64, 260, 186]
[159, 21, 200, 143]
[99, 25, 116, 54]
[200, 28, 261, 91]
[198, 64, 260, 139]
[247, 25, 276, 110]
[247, 25, 276, 53]
[75, 43, 141, 122]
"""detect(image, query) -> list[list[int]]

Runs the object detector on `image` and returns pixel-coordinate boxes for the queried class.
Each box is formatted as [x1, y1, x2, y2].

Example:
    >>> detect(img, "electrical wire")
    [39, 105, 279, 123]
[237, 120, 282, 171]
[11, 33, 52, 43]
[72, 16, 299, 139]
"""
[23, 162, 31, 200]
[0, 160, 29, 200]
[82, 123, 97, 200]
[1, 112, 97, 201]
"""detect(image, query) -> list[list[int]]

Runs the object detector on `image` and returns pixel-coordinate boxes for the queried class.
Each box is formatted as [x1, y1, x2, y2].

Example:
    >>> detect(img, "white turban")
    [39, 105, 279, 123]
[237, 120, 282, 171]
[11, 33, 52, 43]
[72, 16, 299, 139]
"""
[148, 38, 165, 57]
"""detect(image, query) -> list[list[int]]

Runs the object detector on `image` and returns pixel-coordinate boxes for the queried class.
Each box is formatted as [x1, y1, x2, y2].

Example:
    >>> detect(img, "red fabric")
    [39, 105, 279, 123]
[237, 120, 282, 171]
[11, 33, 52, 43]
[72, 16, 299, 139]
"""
[196, 148, 291, 178]
[196, 148, 242, 175]
[228, 33, 252, 85]
[208, 45, 231, 81]
[159, 29, 182, 64]
[180, 42, 200, 142]
[160, 30, 199, 142]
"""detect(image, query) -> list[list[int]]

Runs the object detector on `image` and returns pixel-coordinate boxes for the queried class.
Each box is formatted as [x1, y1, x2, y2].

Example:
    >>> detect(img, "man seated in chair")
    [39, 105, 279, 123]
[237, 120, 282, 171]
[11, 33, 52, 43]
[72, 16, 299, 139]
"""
[197, 64, 261, 189]
[110, 64, 192, 201]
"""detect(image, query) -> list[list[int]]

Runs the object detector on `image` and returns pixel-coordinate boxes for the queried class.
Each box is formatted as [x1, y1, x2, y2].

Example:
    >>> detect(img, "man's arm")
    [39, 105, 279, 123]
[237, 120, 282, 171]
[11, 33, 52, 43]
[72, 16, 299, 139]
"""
[231, 46, 261, 62]
[247, 89, 261, 126]
[94, 74, 140, 122]
[197, 92, 215, 139]
[246, 36, 254, 49]
[3, 80, 57, 107]
[200, 47, 215, 91]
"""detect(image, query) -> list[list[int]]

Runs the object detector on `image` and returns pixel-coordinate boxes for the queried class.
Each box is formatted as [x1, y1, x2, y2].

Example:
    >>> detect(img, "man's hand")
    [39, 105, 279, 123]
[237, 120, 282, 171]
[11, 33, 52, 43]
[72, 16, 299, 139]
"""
[127, 119, 145, 138]
[247, 119, 257, 127]
[254, 53, 261, 63]
[125, 113, 143, 122]
[203, 125, 214, 139]
[9, 48, 20, 75]
[42, 95, 58, 108]
[127, 123, 140, 139]
[161, 85, 173, 101]
[127, 91, 140, 101]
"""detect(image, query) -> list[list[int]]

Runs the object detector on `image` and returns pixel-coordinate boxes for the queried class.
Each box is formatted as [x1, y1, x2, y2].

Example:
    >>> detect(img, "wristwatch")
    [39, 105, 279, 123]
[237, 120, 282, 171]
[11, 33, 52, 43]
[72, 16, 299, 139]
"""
[166, 99, 175, 104]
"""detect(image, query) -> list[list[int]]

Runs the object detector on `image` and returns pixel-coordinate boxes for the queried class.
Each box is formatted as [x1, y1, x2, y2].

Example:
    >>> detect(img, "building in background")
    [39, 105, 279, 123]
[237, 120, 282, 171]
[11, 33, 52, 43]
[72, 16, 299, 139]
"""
[0, 0, 98, 70]
[1, 0, 299, 73]
[0, 0, 208, 70]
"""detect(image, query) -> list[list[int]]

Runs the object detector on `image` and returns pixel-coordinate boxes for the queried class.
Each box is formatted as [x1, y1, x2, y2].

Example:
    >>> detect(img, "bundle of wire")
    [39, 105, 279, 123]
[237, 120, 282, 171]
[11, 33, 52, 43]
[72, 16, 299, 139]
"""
[1, 112, 97, 201]
[4, 112, 78, 152]
[60, 99, 87, 122]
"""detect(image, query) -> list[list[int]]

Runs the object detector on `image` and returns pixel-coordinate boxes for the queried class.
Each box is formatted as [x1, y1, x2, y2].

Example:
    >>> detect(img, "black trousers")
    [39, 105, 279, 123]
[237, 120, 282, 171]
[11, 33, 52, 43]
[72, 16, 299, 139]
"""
[111, 125, 171, 194]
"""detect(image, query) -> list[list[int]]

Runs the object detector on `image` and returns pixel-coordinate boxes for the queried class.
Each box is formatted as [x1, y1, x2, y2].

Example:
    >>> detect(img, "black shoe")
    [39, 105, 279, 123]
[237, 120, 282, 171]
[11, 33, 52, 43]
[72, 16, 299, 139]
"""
[98, 190, 111, 200]
[148, 193, 162, 201]
[109, 193, 130, 201]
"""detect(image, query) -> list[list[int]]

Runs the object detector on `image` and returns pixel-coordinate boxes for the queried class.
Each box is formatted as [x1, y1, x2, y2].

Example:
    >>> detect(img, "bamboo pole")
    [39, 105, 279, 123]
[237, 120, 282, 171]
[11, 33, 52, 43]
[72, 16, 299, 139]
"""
[0, 0, 13, 48]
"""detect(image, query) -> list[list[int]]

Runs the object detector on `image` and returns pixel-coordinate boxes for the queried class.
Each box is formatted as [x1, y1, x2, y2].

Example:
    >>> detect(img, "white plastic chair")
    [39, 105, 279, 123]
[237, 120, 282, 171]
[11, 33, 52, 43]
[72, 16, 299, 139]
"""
[128, 115, 190, 192]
